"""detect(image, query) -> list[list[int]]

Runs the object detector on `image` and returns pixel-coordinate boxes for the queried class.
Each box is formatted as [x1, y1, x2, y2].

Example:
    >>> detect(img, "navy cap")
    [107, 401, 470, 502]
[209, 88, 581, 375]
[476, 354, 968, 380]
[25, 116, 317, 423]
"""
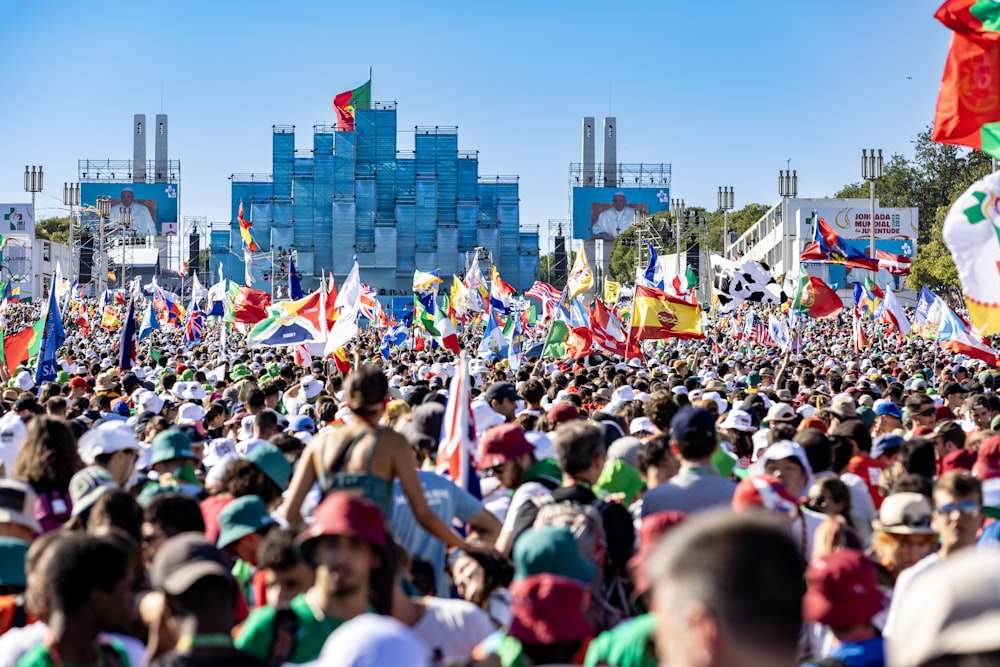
[872, 434, 904, 459]
[670, 407, 716, 445]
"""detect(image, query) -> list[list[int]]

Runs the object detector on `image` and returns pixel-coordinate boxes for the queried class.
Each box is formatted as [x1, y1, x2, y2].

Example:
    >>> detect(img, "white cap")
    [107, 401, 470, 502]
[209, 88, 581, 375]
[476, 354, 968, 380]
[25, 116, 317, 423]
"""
[719, 409, 755, 432]
[629, 416, 656, 435]
[78, 421, 140, 464]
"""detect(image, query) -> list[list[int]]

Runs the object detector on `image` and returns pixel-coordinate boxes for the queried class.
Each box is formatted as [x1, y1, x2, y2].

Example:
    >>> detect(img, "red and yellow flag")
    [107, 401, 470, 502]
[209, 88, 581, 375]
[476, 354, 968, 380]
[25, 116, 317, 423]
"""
[333, 80, 372, 132]
[630, 285, 704, 341]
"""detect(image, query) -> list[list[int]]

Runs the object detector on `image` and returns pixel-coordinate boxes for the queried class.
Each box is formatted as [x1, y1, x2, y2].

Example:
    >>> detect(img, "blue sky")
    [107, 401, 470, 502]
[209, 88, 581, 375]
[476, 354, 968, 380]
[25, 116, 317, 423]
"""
[0, 1, 951, 250]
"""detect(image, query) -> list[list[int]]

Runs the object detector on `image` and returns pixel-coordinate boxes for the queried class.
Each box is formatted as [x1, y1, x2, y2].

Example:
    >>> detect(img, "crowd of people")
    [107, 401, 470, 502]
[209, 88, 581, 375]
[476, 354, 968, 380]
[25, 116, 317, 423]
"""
[0, 309, 998, 667]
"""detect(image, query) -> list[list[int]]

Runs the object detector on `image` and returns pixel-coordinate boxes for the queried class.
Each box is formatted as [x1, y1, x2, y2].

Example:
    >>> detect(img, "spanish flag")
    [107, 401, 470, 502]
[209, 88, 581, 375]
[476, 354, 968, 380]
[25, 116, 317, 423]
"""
[629, 285, 704, 340]
[237, 200, 259, 253]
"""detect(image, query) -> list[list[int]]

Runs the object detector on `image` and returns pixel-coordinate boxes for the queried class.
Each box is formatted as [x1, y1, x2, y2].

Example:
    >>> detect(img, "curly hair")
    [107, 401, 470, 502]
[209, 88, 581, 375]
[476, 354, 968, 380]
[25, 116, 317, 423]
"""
[218, 459, 282, 506]
[12, 416, 82, 487]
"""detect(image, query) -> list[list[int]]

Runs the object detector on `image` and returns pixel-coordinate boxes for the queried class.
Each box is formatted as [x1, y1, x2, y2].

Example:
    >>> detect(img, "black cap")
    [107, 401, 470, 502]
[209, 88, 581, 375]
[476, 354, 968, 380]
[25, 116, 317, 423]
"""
[669, 407, 716, 446]
[121, 373, 140, 391]
[13, 397, 42, 414]
[485, 382, 519, 404]
[151, 533, 233, 595]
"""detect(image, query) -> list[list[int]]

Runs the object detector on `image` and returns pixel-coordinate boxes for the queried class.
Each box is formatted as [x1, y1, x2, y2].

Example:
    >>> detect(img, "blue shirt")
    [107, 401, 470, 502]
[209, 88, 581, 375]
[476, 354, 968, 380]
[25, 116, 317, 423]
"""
[390, 470, 483, 593]
[804, 637, 885, 667]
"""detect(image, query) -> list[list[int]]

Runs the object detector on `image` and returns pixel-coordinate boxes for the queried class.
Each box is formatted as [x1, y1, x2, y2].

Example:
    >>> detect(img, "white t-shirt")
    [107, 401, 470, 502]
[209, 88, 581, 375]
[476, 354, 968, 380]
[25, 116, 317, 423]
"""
[881, 551, 942, 639]
[840, 471, 877, 544]
[500, 481, 551, 537]
[0, 622, 147, 667]
[412, 596, 496, 665]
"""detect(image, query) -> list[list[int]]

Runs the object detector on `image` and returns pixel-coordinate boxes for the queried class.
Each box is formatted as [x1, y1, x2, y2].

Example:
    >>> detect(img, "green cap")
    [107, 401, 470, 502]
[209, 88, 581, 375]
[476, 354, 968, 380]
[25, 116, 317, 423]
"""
[244, 444, 293, 489]
[857, 405, 876, 428]
[267, 362, 280, 377]
[0, 538, 29, 587]
[512, 525, 595, 584]
[217, 495, 276, 548]
[231, 364, 253, 381]
[151, 429, 197, 466]
[747, 370, 761, 386]
[56, 370, 70, 385]
[181, 369, 196, 382]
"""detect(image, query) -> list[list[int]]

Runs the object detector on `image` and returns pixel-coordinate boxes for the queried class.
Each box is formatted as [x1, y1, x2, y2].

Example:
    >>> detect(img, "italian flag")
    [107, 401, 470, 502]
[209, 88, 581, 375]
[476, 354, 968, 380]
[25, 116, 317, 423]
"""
[333, 80, 372, 132]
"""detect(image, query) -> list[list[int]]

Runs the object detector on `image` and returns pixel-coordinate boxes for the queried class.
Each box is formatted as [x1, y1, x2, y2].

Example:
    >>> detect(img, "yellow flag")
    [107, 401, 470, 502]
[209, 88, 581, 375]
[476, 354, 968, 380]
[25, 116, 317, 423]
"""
[604, 280, 621, 305]
[566, 245, 594, 299]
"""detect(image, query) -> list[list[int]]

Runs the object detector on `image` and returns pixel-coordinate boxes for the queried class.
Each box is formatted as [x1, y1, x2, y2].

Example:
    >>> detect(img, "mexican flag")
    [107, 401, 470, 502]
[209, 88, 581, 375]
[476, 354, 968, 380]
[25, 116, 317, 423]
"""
[333, 80, 372, 132]
[791, 267, 842, 319]
[933, 1, 1000, 157]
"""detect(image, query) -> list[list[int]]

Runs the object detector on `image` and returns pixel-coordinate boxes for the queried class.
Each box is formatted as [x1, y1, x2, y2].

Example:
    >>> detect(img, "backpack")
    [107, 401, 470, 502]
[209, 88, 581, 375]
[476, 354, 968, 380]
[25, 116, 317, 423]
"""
[531, 495, 630, 632]
[35, 488, 72, 533]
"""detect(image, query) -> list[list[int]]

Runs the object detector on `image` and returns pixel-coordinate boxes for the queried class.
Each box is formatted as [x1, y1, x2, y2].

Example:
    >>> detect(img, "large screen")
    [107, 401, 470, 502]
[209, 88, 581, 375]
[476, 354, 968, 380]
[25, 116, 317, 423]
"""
[80, 183, 178, 236]
[572, 187, 670, 240]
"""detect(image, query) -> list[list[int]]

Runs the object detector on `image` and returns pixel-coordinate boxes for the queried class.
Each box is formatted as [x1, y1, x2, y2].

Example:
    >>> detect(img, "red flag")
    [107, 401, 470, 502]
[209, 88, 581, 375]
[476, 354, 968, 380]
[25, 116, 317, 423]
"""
[332, 347, 352, 374]
[793, 273, 843, 320]
[932, 31, 1000, 157]
[566, 327, 593, 360]
[590, 299, 641, 358]
[232, 286, 272, 324]
[3, 327, 34, 376]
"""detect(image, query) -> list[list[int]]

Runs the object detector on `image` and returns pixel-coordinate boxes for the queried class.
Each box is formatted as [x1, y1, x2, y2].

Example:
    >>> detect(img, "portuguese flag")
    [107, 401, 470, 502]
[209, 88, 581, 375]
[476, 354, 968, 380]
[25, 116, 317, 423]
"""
[333, 80, 372, 132]
[791, 267, 842, 320]
[933, 1, 1000, 157]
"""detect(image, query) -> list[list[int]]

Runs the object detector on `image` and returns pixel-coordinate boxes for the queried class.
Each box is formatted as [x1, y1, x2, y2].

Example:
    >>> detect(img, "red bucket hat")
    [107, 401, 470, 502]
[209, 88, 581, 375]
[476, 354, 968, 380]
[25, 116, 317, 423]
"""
[508, 574, 594, 645]
[803, 549, 885, 628]
[628, 510, 687, 595]
[297, 493, 386, 552]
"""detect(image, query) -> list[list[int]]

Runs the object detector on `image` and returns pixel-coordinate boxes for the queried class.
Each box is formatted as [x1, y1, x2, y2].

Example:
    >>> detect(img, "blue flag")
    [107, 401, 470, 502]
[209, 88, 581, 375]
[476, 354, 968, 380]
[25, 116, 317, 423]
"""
[643, 242, 665, 290]
[34, 274, 66, 385]
[288, 258, 304, 300]
[380, 324, 408, 360]
[138, 302, 159, 340]
[118, 297, 137, 371]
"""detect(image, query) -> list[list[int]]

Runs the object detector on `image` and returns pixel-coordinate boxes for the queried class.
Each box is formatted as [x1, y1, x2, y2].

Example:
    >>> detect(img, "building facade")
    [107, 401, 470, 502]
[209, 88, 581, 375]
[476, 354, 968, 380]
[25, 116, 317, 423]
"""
[217, 104, 539, 295]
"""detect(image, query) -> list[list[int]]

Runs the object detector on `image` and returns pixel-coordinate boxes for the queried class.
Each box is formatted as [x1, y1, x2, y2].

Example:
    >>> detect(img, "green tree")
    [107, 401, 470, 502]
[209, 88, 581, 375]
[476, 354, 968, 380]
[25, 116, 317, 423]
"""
[833, 126, 992, 289]
[35, 216, 70, 244]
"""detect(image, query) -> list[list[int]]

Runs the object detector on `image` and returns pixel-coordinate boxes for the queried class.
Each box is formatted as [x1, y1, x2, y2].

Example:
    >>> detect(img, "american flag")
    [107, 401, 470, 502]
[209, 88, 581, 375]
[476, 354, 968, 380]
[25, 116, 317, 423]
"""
[436, 354, 480, 499]
[525, 281, 563, 319]
[743, 311, 773, 346]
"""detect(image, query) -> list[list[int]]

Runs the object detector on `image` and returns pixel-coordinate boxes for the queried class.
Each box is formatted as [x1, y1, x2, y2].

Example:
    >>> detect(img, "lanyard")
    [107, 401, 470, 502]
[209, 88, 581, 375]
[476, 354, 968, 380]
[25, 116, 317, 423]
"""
[174, 634, 234, 651]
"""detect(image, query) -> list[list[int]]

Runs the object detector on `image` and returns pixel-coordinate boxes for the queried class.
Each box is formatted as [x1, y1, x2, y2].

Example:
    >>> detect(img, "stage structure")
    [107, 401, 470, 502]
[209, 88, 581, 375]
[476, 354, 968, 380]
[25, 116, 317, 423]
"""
[222, 101, 539, 295]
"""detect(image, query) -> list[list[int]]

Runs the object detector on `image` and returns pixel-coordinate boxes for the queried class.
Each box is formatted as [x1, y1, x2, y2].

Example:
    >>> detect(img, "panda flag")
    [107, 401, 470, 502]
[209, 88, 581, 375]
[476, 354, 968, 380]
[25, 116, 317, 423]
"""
[711, 255, 787, 313]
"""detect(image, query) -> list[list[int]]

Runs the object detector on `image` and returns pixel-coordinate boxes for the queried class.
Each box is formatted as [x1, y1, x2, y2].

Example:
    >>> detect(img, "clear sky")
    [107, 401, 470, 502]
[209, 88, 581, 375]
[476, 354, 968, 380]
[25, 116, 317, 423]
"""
[0, 0, 951, 251]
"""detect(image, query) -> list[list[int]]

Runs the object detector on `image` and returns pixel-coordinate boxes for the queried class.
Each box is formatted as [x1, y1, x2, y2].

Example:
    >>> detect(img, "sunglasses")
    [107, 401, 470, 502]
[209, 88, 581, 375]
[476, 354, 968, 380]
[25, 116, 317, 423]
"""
[483, 464, 505, 478]
[934, 501, 982, 517]
[883, 513, 933, 530]
[807, 495, 829, 511]
[915, 407, 937, 417]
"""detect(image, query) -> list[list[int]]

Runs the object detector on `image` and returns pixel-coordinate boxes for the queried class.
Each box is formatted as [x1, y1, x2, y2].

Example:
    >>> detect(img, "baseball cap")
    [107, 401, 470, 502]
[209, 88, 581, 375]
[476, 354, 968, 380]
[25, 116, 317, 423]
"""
[629, 416, 656, 435]
[477, 424, 535, 471]
[940, 381, 967, 398]
[69, 377, 88, 389]
[669, 408, 716, 445]
[828, 394, 858, 420]
[77, 421, 140, 464]
[298, 493, 386, 560]
[719, 409, 755, 432]
[803, 550, 885, 629]
[217, 495, 277, 548]
[871, 434, 904, 460]
[547, 402, 583, 426]
[69, 466, 118, 519]
[485, 382, 519, 404]
[151, 533, 234, 595]
[287, 414, 316, 434]
[872, 492, 935, 535]
[873, 400, 903, 420]
[765, 403, 797, 423]
[0, 480, 41, 534]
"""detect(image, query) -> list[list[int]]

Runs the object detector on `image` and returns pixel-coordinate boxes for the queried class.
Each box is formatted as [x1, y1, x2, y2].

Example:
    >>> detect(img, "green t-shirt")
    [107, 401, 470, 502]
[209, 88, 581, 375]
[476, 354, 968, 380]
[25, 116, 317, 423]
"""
[17, 639, 132, 667]
[584, 612, 657, 667]
[234, 593, 343, 664]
